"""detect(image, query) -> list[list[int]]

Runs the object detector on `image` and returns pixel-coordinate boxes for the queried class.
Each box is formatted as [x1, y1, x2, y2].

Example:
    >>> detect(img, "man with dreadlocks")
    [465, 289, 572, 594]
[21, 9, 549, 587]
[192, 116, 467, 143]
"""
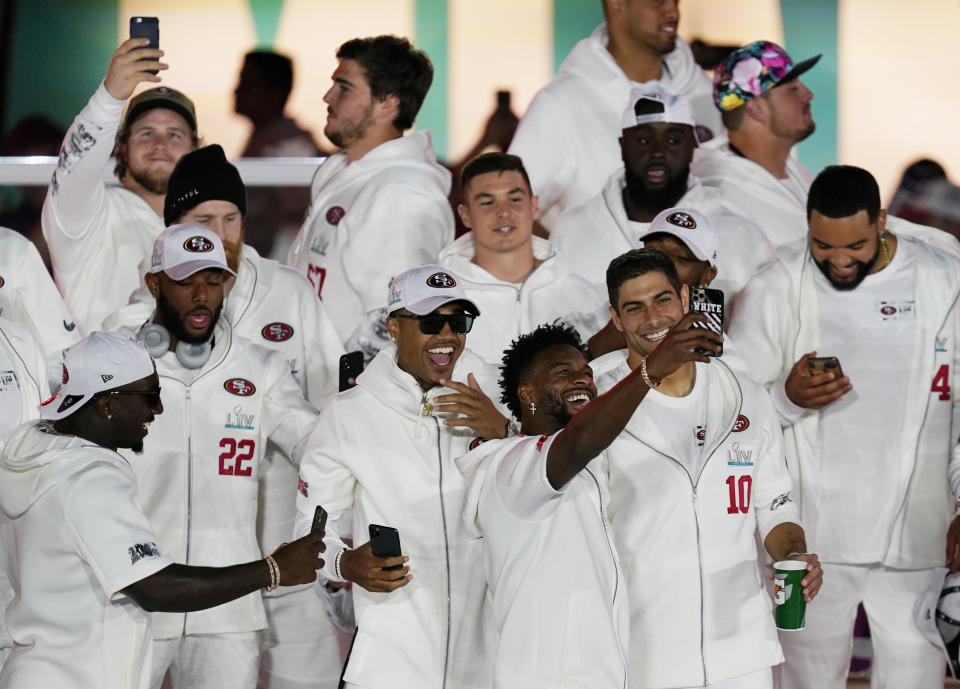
[458, 321, 719, 688]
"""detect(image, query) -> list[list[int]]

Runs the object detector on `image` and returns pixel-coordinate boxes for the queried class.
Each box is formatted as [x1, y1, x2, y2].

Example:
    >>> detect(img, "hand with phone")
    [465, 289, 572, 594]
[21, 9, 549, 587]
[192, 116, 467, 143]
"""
[338, 540, 411, 594]
[785, 351, 852, 409]
[105, 27, 166, 101]
[643, 312, 724, 380]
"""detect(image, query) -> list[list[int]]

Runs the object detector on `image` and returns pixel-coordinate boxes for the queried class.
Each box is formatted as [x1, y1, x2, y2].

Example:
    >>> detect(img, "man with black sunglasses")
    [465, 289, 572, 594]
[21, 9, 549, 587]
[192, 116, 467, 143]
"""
[294, 264, 509, 689]
[0, 332, 325, 689]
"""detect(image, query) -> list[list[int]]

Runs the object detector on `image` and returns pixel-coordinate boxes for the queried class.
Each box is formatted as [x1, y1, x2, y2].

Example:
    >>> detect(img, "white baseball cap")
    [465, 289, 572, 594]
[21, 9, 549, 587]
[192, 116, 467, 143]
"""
[621, 84, 697, 131]
[39, 332, 156, 421]
[642, 207, 719, 265]
[388, 265, 480, 316]
[913, 567, 960, 678]
[148, 223, 236, 281]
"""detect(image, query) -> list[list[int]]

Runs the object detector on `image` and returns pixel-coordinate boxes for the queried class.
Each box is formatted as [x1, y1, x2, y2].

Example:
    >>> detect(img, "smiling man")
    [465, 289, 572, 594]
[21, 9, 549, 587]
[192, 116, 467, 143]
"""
[730, 165, 960, 689]
[438, 152, 607, 365]
[294, 264, 511, 689]
[42, 39, 200, 334]
[287, 36, 454, 360]
[590, 248, 821, 689]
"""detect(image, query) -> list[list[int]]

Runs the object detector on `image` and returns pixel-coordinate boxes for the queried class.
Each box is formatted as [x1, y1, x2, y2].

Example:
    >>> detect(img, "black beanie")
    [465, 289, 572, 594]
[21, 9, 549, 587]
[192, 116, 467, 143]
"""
[164, 144, 247, 226]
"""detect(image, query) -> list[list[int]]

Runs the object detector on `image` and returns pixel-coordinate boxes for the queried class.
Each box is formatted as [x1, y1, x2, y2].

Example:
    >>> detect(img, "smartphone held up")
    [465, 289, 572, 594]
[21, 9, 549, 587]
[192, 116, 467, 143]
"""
[130, 16, 160, 75]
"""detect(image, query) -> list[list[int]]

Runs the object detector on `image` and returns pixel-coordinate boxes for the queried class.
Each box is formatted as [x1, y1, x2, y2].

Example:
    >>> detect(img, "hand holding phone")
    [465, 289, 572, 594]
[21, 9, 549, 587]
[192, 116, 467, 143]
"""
[806, 356, 844, 380]
[785, 352, 852, 410]
[337, 525, 411, 593]
[369, 524, 403, 570]
[129, 17, 160, 75]
[339, 351, 364, 392]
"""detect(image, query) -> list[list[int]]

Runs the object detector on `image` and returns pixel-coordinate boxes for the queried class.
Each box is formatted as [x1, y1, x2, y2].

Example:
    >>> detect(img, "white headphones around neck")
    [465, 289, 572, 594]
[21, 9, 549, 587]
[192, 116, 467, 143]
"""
[139, 323, 212, 370]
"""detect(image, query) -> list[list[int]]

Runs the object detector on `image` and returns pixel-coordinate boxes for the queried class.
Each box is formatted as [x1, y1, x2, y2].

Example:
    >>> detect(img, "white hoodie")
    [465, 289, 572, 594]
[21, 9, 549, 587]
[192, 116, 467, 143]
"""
[0, 318, 49, 436]
[437, 233, 607, 365]
[508, 24, 722, 230]
[0, 422, 173, 689]
[287, 131, 454, 344]
[295, 345, 498, 689]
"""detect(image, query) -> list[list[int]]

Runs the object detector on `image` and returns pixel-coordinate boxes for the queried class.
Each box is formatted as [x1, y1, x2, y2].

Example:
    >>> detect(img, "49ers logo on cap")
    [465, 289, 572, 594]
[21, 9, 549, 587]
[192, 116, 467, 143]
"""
[732, 414, 750, 432]
[62, 364, 69, 385]
[426, 272, 456, 288]
[261, 322, 294, 342]
[326, 206, 346, 225]
[666, 212, 697, 229]
[183, 236, 214, 253]
[224, 378, 256, 397]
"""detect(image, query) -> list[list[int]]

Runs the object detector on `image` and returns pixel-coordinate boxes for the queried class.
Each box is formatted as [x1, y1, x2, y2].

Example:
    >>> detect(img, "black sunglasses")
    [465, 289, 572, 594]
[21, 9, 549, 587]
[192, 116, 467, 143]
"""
[97, 388, 163, 407]
[394, 313, 475, 335]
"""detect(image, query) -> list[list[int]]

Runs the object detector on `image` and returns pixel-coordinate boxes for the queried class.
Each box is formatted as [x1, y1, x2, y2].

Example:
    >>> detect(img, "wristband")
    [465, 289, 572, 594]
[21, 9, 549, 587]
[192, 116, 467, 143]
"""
[640, 358, 662, 388]
[264, 554, 280, 591]
[334, 549, 345, 581]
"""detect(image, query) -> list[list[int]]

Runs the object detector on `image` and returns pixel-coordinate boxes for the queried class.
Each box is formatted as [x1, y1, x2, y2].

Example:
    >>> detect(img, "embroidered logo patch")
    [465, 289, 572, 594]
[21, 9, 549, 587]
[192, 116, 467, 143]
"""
[298, 477, 309, 498]
[770, 492, 793, 511]
[326, 206, 346, 225]
[695, 425, 705, 447]
[261, 322, 294, 342]
[426, 272, 456, 289]
[469, 437, 488, 451]
[62, 364, 69, 385]
[726, 442, 754, 466]
[0, 276, 4, 288]
[183, 236, 214, 253]
[666, 211, 697, 230]
[877, 300, 915, 321]
[224, 378, 256, 397]
[128, 542, 160, 564]
[732, 414, 750, 432]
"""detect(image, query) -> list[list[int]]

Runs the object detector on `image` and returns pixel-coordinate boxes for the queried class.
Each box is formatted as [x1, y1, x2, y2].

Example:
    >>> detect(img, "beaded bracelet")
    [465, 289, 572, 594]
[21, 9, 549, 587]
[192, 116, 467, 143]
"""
[264, 554, 280, 591]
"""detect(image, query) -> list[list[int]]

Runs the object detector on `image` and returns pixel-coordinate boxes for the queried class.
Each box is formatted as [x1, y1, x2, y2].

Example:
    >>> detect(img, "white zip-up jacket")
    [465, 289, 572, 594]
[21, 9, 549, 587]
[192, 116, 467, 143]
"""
[41, 83, 165, 335]
[728, 219, 960, 568]
[295, 345, 497, 689]
[550, 170, 776, 316]
[103, 245, 344, 561]
[508, 24, 722, 230]
[0, 318, 48, 435]
[114, 320, 318, 638]
[287, 131, 454, 344]
[594, 353, 798, 688]
[437, 234, 607, 365]
[692, 141, 812, 251]
[458, 434, 629, 689]
[0, 228, 80, 355]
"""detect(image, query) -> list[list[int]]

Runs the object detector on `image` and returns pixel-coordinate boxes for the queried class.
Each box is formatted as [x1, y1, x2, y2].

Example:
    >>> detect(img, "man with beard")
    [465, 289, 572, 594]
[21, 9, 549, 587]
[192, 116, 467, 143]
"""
[0, 332, 326, 689]
[508, 0, 722, 231]
[294, 264, 510, 689]
[110, 224, 320, 689]
[693, 41, 820, 251]
[42, 39, 199, 335]
[729, 165, 960, 689]
[104, 144, 347, 689]
[287, 35, 454, 361]
[589, 248, 821, 689]
[457, 321, 713, 687]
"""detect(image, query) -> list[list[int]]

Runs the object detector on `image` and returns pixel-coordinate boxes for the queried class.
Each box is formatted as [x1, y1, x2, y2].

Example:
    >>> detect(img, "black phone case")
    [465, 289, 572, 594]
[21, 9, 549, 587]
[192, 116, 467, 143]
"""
[689, 287, 724, 357]
[130, 17, 159, 75]
[369, 524, 402, 570]
[311, 505, 327, 533]
[339, 351, 364, 392]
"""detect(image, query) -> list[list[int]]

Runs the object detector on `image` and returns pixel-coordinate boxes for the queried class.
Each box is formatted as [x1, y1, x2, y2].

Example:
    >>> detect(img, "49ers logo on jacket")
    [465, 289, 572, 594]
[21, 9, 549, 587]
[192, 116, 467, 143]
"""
[0, 275, 4, 288]
[224, 378, 256, 396]
[666, 212, 697, 230]
[426, 272, 456, 288]
[261, 322, 294, 342]
[326, 206, 345, 225]
[183, 236, 214, 252]
[732, 414, 750, 432]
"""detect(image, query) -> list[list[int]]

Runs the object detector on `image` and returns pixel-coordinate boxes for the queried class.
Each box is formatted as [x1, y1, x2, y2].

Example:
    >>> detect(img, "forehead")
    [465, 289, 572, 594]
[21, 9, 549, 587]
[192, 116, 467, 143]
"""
[466, 170, 530, 196]
[809, 209, 875, 242]
[616, 271, 676, 304]
[332, 58, 369, 87]
[184, 200, 241, 217]
[129, 108, 192, 133]
[533, 344, 587, 372]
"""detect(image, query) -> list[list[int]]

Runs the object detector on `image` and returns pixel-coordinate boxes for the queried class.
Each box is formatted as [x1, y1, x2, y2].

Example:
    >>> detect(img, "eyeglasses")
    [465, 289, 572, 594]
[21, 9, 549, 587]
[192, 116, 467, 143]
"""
[393, 313, 475, 335]
[97, 388, 163, 407]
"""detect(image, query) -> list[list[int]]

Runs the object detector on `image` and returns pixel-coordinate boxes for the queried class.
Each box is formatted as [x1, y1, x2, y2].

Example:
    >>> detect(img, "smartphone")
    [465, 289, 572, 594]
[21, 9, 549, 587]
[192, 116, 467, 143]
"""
[689, 286, 724, 357]
[130, 17, 160, 75]
[311, 505, 327, 533]
[496, 90, 511, 111]
[369, 524, 402, 570]
[339, 351, 364, 392]
[807, 356, 844, 379]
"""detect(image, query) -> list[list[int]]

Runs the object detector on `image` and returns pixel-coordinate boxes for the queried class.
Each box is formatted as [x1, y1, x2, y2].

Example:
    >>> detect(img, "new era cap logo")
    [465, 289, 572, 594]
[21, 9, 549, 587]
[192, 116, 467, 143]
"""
[666, 212, 697, 230]
[183, 236, 214, 253]
[101, 374, 114, 383]
[426, 272, 456, 288]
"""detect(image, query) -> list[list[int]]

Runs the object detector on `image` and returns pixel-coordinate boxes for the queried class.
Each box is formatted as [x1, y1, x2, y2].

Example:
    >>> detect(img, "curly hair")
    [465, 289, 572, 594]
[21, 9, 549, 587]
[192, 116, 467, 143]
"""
[498, 323, 586, 419]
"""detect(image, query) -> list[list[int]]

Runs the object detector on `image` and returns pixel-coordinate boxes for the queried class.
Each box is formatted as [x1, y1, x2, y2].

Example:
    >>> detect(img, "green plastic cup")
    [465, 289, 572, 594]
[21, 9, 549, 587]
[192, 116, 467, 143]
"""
[773, 560, 808, 631]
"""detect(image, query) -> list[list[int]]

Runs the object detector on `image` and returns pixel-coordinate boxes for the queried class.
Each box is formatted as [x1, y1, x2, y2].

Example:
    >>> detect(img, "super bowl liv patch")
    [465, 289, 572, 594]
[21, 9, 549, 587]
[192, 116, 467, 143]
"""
[877, 300, 915, 321]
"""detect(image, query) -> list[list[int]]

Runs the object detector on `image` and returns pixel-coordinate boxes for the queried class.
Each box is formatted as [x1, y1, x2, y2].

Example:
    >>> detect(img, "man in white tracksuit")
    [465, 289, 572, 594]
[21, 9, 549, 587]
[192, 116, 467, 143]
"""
[109, 225, 319, 689]
[41, 38, 199, 334]
[692, 41, 821, 251]
[459, 320, 720, 687]
[0, 333, 326, 689]
[104, 145, 347, 688]
[294, 265, 514, 689]
[438, 152, 606, 366]
[507, 0, 722, 230]
[592, 248, 822, 689]
[0, 228, 79, 355]
[551, 84, 773, 314]
[729, 165, 960, 689]
[287, 35, 454, 357]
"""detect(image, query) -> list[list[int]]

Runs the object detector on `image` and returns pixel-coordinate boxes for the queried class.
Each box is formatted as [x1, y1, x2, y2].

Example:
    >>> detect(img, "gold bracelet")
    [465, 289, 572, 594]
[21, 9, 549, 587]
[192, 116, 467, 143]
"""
[640, 358, 662, 388]
[264, 554, 280, 591]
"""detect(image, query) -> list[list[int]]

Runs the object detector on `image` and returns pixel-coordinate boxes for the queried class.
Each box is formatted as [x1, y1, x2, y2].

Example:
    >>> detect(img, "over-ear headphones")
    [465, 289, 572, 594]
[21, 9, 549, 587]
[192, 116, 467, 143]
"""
[139, 323, 212, 370]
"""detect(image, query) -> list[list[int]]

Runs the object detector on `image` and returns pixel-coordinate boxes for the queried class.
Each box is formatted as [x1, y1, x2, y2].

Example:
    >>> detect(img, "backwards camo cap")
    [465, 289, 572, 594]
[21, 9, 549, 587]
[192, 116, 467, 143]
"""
[148, 224, 236, 281]
[388, 265, 480, 316]
[621, 84, 696, 131]
[40, 332, 155, 420]
[642, 207, 718, 265]
[713, 41, 821, 112]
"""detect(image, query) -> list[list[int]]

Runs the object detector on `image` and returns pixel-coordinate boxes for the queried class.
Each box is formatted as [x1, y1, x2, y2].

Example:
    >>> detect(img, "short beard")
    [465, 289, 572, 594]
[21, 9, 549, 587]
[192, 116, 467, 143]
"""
[326, 103, 375, 149]
[814, 247, 879, 291]
[771, 116, 816, 145]
[130, 165, 169, 195]
[222, 236, 243, 273]
[624, 164, 690, 215]
[156, 290, 222, 344]
[541, 392, 574, 428]
[130, 439, 145, 454]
